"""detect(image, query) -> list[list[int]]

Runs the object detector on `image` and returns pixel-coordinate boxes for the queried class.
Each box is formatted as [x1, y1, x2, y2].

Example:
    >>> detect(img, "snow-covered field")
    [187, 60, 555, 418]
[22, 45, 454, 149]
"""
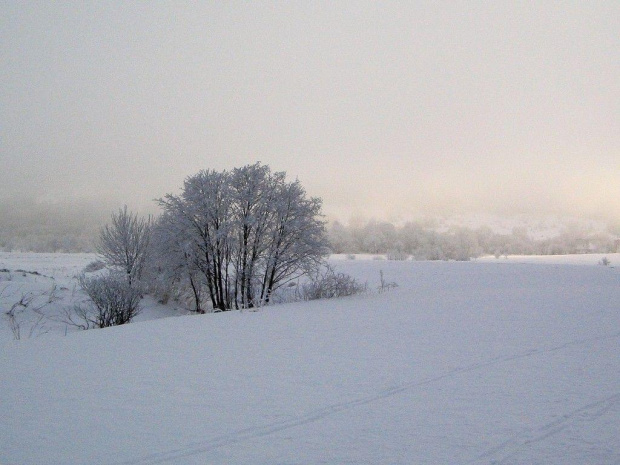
[1, 253, 619, 464]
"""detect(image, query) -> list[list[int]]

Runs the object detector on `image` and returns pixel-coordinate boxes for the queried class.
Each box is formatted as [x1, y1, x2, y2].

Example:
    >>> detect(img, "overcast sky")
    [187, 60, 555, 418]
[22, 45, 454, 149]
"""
[1, 2, 618, 222]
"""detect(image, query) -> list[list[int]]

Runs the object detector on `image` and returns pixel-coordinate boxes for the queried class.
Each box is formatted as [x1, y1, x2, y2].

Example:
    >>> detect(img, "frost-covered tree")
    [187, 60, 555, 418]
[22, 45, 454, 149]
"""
[158, 169, 235, 311]
[156, 163, 328, 311]
[257, 174, 327, 305]
[97, 206, 151, 286]
[148, 211, 205, 312]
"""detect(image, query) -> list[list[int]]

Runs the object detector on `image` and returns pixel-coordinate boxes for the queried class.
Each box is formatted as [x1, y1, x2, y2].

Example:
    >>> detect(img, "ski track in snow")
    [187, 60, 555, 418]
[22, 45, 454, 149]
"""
[473, 393, 620, 464]
[111, 331, 620, 465]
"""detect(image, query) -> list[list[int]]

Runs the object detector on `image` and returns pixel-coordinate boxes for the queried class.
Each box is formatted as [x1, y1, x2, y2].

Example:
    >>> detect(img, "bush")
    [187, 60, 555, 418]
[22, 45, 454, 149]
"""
[299, 266, 367, 300]
[386, 250, 409, 261]
[66, 273, 142, 329]
[378, 270, 399, 293]
[83, 260, 106, 273]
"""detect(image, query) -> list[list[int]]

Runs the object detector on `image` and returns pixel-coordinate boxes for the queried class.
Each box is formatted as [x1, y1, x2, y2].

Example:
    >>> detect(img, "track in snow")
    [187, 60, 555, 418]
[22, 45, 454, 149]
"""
[473, 393, 620, 464]
[111, 331, 620, 465]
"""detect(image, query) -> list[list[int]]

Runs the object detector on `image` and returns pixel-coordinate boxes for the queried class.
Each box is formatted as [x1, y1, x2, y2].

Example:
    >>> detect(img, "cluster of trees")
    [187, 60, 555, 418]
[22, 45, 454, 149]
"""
[151, 163, 328, 311]
[328, 220, 620, 260]
[73, 164, 333, 327]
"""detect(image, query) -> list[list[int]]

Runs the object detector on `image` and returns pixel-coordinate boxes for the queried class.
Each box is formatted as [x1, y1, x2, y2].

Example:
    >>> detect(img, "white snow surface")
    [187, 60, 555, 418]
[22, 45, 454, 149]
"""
[1, 253, 620, 464]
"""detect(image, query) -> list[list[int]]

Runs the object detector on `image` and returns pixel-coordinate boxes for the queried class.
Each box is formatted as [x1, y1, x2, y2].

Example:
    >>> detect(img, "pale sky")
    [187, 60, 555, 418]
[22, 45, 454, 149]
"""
[1, 2, 619, 222]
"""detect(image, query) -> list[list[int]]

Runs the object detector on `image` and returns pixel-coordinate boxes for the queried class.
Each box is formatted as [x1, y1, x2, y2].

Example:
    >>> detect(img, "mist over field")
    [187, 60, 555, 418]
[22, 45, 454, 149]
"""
[2, 2, 618, 227]
[0, 196, 117, 252]
[1, 193, 618, 257]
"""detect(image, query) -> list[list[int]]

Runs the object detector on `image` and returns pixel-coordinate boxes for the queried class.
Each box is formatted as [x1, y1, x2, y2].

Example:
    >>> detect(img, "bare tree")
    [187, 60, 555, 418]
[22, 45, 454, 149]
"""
[98, 206, 151, 286]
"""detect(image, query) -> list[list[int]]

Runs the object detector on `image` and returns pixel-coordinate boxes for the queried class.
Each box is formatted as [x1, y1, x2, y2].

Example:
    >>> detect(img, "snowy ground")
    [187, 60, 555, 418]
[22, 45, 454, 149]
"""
[0, 253, 190, 346]
[1, 253, 619, 464]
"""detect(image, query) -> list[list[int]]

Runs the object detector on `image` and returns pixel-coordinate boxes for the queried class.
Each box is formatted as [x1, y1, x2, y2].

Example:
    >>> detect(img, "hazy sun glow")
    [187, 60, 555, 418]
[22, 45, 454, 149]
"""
[1, 2, 618, 222]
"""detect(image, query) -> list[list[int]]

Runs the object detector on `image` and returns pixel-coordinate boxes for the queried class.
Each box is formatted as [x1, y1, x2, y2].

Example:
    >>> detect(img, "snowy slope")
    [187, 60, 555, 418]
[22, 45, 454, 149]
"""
[0, 253, 95, 346]
[0, 253, 189, 346]
[1, 257, 619, 464]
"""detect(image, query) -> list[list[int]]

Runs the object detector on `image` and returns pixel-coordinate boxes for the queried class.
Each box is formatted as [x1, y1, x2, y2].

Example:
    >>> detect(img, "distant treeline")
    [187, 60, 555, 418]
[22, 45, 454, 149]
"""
[2, 199, 619, 258]
[328, 220, 620, 260]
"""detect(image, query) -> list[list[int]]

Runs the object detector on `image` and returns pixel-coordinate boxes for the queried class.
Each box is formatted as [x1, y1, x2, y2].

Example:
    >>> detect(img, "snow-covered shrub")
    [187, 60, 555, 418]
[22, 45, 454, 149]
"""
[599, 257, 611, 266]
[67, 273, 142, 329]
[386, 250, 409, 261]
[299, 265, 367, 300]
[83, 260, 105, 273]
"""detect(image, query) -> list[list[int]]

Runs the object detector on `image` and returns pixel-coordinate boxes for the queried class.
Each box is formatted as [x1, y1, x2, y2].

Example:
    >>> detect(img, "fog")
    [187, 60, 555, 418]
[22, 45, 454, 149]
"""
[1, 2, 619, 224]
